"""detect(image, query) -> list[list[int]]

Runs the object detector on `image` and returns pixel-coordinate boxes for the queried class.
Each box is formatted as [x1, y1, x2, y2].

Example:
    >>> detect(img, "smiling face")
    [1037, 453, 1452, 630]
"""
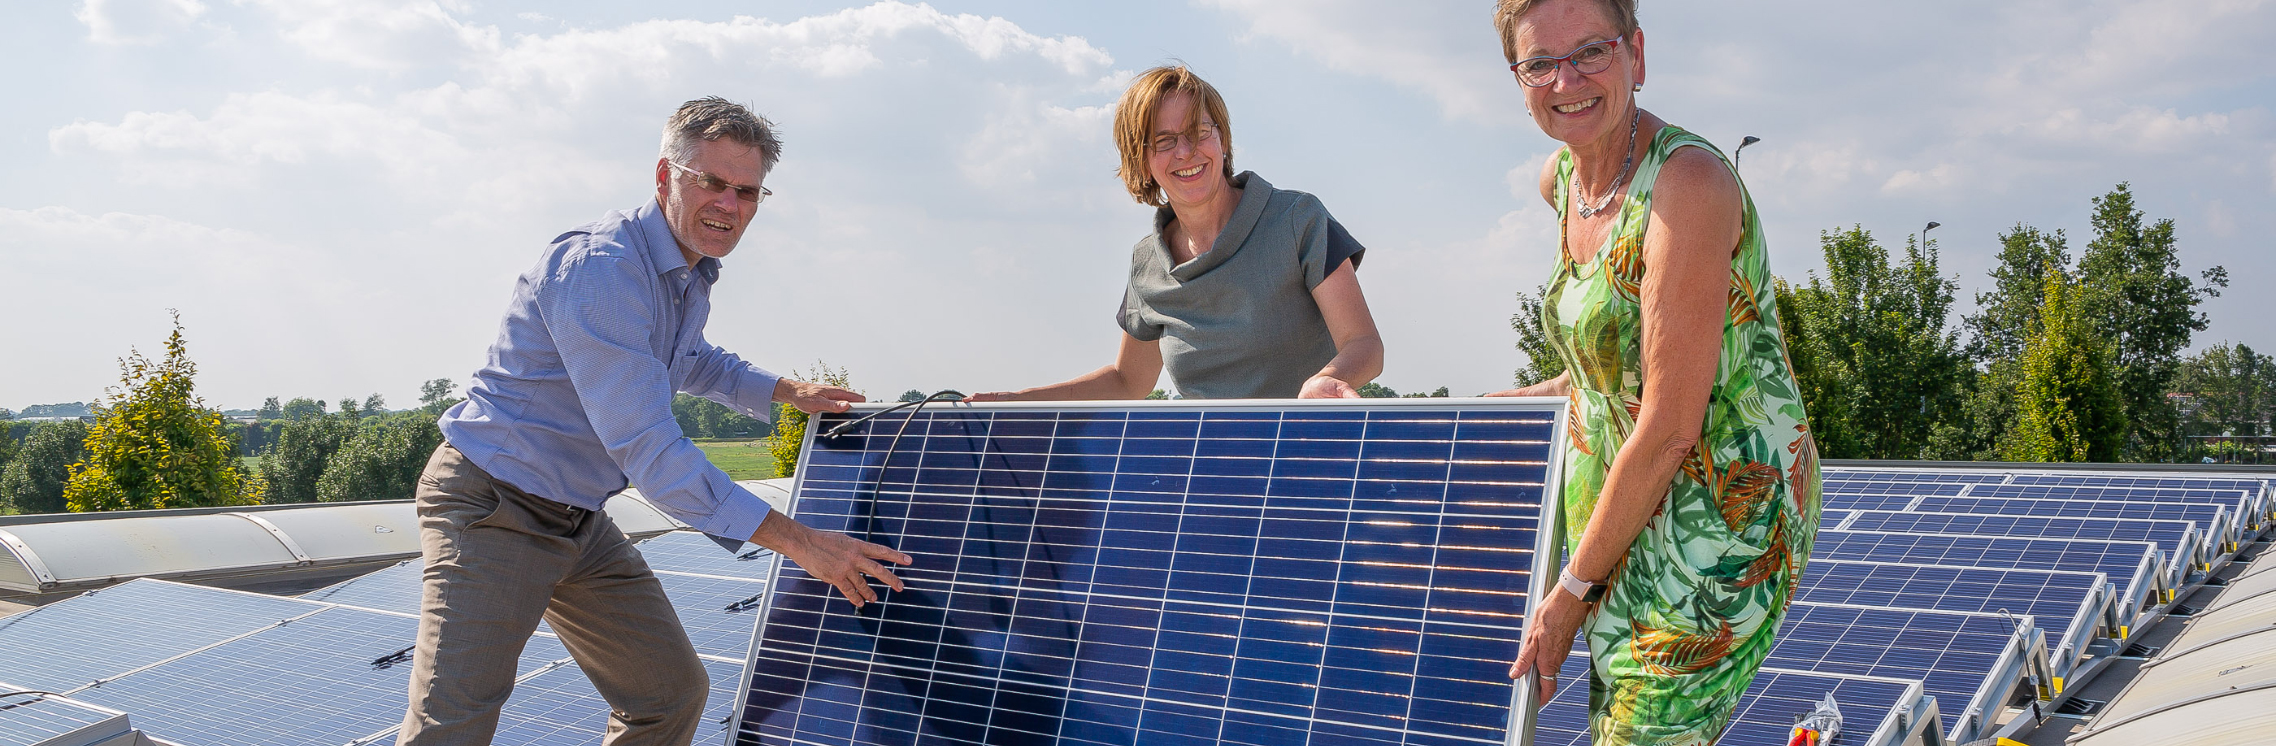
[655, 137, 769, 266]
[1511, 0, 1644, 147]
[1145, 93, 1233, 213]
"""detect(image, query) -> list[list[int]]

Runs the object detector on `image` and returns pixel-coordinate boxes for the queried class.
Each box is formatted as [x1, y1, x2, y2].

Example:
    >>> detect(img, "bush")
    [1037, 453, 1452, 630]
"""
[316, 412, 444, 502]
[0, 422, 89, 514]
[261, 414, 356, 503]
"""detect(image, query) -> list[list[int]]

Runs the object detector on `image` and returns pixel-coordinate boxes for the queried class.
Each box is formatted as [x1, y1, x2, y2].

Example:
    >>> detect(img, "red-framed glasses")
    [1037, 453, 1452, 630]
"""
[1510, 37, 1622, 88]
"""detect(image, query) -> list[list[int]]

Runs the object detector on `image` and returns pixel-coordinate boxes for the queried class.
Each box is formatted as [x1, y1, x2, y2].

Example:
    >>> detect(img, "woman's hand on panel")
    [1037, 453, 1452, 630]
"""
[1298, 374, 1362, 399]
[1508, 581, 1592, 705]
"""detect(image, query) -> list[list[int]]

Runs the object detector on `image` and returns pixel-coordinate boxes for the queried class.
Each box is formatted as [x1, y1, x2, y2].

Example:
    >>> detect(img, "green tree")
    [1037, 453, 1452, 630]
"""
[770, 361, 855, 479]
[418, 379, 462, 415]
[2006, 269, 2125, 462]
[260, 410, 356, 504]
[315, 412, 444, 502]
[1145, 389, 1170, 400]
[898, 389, 927, 403]
[363, 393, 387, 414]
[63, 314, 255, 511]
[0, 422, 89, 514]
[1782, 227, 1968, 459]
[2074, 183, 2227, 461]
[281, 397, 327, 421]
[1356, 382, 1398, 398]
[257, 397, 283, 421]
[2174, 343, 2272, 440]
[1402, 387, 1452, 398]
[1511, 283, 1566, 387]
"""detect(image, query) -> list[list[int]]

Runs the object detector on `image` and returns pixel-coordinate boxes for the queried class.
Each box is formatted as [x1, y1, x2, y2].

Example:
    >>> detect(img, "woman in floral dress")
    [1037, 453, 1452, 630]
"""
[1486, 0, 1821, 743]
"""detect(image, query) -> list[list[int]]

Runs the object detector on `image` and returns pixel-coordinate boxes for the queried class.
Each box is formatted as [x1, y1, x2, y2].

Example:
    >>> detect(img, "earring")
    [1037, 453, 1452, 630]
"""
[1632, 83, 1643, 92]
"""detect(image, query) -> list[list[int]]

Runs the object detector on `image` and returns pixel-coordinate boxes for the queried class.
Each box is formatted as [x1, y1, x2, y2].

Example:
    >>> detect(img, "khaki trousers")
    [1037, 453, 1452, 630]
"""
[397, 444, 708, 746]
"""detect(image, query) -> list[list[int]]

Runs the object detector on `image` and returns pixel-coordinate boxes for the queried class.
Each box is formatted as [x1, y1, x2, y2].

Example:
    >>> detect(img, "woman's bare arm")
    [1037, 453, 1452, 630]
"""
[1298, 260, 1385, 398]
[967, 332, 1164, 401]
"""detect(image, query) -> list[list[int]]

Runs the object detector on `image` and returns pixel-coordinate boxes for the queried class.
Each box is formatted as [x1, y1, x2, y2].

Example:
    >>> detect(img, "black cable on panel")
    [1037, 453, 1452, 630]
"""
[819, 390, 965, 548]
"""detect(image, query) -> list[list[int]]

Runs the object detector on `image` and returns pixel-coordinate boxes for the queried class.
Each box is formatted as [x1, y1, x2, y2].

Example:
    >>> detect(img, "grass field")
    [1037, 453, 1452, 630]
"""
[695, 438, 780, 480]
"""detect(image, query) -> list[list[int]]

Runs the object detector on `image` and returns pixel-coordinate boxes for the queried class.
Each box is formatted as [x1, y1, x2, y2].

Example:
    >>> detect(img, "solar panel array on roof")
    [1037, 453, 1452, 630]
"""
[1796, 559, 2109, 675]
[735, 402, 1565, 746]
[0, 689, 133, 746]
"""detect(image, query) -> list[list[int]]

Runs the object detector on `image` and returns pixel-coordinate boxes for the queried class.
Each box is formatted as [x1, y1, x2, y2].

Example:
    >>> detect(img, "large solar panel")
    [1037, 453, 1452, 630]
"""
[1769, 604, 2032, 740]
[2004, 473, 2264, 493]
[1823, 493, 1919, 512]
[1810, 530, 2162, 613]
[1912, 496, 2231, 542]
[302, 559, 422, 615]
[66, 605, 566, 746]
[1819, 480, 1969, 496]
[0, 690, 132, 746]
[1529, 653, 1923, 746]
[733, 401, 1563, 746]
[1968, 484, 2258, 526]
[0, 578, 324, 692]
[1833, 511, 2200, 569]
[1796, 560, 2106, 669]
[1821, 470, 2009, 485]
[655, 570, 769, 660]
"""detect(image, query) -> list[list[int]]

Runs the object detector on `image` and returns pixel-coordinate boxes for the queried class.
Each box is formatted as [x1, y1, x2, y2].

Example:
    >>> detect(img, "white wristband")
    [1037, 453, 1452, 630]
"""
[1557, 566, 1600, 602]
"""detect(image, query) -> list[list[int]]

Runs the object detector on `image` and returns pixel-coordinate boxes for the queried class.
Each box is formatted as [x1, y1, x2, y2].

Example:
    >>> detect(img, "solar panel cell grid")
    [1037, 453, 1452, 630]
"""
[1809, 530, 2156, 596]
[1817, 481, 1968, 496]
[1768, 604, 2023, 738]
[737, 404, 1560, 746]
[0, 692, 128, 746]
[68, 606, 568, 746]
[1911, 496, 2229, 540]
[1837, 511, 2194, 562]
[0, 578, 325, 693]
[1820, 470, 2009, 484]
[635, 530, 774, 579]
[301, 560, 422, 615]
[1530, 654, 1918, 746]
[1794, 560, 2101, 653]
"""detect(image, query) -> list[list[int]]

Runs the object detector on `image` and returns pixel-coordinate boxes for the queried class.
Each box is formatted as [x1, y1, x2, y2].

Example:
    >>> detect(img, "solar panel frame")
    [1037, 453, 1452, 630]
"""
[1910, 496, 2233, 548]
[1768, 602, 2040, 743]
[729, 398, 1569, 746]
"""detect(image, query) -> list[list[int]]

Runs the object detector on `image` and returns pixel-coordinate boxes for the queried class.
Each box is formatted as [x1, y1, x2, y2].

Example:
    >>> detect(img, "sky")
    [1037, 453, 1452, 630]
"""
[3, 0, 2272, 411]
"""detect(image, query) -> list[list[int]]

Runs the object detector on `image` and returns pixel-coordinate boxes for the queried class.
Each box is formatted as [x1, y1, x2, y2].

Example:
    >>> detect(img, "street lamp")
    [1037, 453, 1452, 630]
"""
[1735, 135, 1761, 162]
[1923, 221, 1940, 246]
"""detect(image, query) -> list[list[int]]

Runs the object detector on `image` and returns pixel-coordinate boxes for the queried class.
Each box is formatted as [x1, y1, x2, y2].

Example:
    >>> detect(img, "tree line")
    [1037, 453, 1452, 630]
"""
[1515, 182, 2248, 463]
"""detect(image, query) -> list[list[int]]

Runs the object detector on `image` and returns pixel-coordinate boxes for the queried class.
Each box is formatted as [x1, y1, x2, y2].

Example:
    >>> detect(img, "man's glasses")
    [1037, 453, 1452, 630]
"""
[1510, 37, 1622, 88]
[667, 160, 771, 204]
[1150, 123, 1219, 153]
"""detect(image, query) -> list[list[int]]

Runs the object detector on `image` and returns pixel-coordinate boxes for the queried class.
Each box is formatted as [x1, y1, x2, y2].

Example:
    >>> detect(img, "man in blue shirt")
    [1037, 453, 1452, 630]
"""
[398, 97, 911, 745]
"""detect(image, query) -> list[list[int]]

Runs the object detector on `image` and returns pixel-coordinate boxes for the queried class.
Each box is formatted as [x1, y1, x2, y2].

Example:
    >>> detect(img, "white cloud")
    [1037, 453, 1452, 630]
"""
[232, 0, 498, 71]
[1198, 0, 1521, 124]
[74, 0, 208, 45]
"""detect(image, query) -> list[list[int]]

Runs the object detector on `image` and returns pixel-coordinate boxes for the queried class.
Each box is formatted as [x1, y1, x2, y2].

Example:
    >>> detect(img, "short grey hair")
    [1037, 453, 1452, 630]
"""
[660, 96, 782, 170]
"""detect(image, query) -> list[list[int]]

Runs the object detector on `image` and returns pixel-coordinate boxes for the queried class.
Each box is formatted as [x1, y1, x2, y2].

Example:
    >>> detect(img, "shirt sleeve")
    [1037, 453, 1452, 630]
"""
[1117, 282, 1165, 342]
[1298, 197, 1367, 290]
[535, 254, 774, 543]
[679, 328, 782, 422]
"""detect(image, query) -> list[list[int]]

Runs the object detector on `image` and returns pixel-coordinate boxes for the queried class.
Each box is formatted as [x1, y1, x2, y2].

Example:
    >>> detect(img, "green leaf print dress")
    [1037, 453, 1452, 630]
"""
[1543, 125, 1820, 746]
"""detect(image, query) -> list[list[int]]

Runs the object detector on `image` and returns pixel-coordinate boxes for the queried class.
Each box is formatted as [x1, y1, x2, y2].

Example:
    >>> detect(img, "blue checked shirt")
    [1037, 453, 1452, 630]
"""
[439, 199, 782, 542]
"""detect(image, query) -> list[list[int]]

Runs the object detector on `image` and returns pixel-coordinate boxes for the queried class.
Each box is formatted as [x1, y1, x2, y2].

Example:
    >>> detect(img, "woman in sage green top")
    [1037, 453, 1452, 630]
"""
[1488, 1, 1821, 744]
[970, 65, 1384, 402]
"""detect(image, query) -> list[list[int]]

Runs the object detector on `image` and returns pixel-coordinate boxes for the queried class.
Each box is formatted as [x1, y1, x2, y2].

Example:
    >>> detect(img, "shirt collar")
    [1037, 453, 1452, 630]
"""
[635, 198, 722, 282]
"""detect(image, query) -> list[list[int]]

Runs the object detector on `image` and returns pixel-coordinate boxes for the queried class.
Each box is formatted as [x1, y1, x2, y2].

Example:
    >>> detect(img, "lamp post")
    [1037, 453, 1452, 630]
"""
[1923, 221, 1940, 245]
[1735, 135, 1761, 162]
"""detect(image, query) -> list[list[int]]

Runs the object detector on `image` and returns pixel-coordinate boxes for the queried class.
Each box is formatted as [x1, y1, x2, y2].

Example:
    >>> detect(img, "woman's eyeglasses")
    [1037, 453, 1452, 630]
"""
[1150, 123, 1219, 153]
[1510, 37, 1621, 88]
[668, 160, 771, 204]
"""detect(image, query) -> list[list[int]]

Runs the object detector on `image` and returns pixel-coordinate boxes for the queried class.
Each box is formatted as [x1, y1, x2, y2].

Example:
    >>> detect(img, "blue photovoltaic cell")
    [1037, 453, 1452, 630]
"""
[70, 605, 567, 746]
[1768, 604, 2021, 738]
[1968, 485, 2255, 522]
[1795, 560, 2102, 653]
[1836, 511, 2195, 563]
[656, 571, 768, 660]
[0, 578, 324, 692]
[1822, 493, 1920, 513]
[1910, 496, 2229, 540]
[638, 530, 775, 580]
[0, 692, 129, 746]
[303, 560, 423, 615]
[736, 404, 1558, 746]
[486, 657, 747, 746]
[2004, 474, 2263, 493]
[1821, 470, 2009, 484]
[1810, 530, 2157, 600]
[1530, 653, 1917, 746]
[1816, 480, 1969, 496]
